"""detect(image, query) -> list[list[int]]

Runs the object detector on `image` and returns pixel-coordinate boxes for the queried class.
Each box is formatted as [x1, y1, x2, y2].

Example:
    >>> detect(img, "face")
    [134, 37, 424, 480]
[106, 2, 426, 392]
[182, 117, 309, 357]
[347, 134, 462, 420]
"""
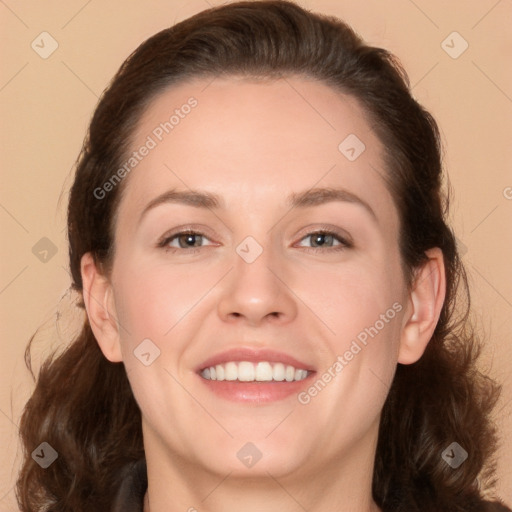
[104, 76, 408, 479]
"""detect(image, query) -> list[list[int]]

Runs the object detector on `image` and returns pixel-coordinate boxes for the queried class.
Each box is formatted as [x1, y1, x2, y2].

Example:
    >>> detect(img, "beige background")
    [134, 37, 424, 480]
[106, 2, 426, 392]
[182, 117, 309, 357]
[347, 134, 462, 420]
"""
[1, 0, 511, 509]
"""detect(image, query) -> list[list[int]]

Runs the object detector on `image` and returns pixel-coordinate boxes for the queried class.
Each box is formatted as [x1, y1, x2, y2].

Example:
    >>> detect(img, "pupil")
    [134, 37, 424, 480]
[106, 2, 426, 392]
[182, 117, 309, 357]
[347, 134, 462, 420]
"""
[313, 233, 331, 247]
[180, 234, 200, 248]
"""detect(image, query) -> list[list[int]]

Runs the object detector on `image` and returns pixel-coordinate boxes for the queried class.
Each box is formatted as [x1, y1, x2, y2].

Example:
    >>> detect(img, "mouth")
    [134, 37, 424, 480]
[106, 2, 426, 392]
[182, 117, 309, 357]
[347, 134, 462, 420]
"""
[196, 348, 316, 403]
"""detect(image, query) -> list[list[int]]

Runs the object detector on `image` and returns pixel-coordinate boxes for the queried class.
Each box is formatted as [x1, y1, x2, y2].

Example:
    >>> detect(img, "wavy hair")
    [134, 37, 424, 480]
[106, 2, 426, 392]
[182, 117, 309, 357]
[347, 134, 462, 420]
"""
[16, 1, 510, 510]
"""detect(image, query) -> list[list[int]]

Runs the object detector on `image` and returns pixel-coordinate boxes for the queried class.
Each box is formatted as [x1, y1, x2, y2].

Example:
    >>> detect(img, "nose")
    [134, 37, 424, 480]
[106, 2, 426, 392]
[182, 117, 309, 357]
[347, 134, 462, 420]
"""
[216, 243, 298, 327]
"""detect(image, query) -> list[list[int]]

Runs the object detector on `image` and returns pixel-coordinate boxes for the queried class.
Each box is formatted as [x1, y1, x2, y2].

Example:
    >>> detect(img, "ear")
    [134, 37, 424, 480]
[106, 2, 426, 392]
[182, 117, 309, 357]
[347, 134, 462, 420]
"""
[80, 252, 123, 363]
[398, 247, 446, 364]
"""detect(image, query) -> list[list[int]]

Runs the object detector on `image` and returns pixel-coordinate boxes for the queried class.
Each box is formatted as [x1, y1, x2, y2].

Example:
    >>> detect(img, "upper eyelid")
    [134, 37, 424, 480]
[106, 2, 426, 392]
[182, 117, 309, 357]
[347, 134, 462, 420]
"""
[295, 225, 352, 243]
[158, 224, 216, 243]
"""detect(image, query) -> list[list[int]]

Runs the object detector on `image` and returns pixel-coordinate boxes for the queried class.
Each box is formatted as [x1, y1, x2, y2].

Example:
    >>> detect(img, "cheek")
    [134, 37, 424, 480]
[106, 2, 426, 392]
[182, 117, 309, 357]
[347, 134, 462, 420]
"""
[308, 256, 405, 415]
[110, 233, 405, 357]
[299, 262, 404, 432]
[111, 261, 212, 346]
[306, 255, 404, 341]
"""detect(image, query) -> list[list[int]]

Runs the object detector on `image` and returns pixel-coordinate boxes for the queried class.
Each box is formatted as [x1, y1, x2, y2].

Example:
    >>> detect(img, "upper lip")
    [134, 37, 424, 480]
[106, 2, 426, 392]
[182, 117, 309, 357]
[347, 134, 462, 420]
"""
[196, 347, 316, 373]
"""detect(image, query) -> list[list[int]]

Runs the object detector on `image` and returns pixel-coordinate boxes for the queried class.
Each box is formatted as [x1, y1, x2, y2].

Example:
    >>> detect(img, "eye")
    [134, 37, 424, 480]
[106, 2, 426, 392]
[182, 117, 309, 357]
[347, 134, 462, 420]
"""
[157, 227, 352, 254]
[158, 229, 215, 251]
[296, 230, 352, 252]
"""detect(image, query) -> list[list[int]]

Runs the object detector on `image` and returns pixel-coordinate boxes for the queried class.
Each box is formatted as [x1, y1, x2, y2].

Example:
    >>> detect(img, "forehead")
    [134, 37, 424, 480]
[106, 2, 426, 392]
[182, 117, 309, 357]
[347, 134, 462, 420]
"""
[116, 75, 398, 231]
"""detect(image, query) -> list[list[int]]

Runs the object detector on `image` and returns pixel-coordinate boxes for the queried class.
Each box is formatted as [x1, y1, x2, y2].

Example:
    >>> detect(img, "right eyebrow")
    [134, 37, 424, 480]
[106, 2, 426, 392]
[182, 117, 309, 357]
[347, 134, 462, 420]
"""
[138, 188, 223, 225]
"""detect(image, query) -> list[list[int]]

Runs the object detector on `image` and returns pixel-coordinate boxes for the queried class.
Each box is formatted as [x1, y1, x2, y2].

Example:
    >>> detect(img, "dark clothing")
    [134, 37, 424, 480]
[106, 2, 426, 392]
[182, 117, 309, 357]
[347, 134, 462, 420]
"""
[112, 459, 147, 512]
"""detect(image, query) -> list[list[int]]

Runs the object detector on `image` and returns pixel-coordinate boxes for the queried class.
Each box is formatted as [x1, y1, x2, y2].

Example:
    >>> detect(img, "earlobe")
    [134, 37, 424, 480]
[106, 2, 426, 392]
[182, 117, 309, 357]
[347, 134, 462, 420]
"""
[398, 247, 446, 365]
[80, 252, 123, 363]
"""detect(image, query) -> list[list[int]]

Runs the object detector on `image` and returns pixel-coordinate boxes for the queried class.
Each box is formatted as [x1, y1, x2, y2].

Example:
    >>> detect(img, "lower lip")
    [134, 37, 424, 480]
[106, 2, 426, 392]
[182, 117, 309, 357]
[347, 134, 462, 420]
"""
[197, 373, 316, 403]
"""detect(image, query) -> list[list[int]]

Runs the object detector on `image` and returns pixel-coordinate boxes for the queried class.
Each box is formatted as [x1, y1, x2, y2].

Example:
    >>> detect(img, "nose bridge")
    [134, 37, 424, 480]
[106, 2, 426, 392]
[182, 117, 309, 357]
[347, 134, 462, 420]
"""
[216, 235, 298, 325]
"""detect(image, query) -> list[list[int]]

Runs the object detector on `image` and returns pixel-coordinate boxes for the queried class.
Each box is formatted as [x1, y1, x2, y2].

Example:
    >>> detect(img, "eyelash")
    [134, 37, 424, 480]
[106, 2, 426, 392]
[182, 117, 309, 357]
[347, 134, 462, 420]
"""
[157, 227, 353, 254]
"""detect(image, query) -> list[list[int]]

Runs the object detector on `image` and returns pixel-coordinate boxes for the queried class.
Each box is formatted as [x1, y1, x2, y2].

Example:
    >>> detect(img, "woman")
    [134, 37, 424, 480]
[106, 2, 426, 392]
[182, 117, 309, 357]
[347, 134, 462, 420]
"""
[16, 1, 511, 511]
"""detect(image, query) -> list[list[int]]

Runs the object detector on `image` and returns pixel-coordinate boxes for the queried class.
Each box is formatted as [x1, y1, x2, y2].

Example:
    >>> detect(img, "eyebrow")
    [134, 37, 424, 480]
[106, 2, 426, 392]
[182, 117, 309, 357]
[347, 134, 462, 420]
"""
[288, 187, 377, 221]
[138, 186, 377, 224]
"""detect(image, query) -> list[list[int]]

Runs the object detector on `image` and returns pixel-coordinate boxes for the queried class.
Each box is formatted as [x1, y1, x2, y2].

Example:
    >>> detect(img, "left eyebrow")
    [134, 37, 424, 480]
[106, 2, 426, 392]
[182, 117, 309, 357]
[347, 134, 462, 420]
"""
[288, 187, 378, 223]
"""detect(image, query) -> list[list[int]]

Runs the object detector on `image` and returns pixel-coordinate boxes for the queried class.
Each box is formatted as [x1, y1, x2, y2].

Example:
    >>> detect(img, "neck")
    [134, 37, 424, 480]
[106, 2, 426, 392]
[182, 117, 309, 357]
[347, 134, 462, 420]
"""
[143, 491, 381, 512]
[141, 421, 382, 512]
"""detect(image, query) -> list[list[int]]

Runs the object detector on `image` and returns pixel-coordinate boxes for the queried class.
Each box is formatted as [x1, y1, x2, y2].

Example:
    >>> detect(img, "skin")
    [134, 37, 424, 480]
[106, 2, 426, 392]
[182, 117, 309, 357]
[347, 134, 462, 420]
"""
[81, 76, 446, 512]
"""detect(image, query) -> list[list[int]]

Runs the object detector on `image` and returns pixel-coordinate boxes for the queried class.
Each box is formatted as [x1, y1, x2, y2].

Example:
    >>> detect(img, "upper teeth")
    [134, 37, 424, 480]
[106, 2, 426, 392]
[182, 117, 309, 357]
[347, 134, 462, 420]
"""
[200, 361, 309, 382]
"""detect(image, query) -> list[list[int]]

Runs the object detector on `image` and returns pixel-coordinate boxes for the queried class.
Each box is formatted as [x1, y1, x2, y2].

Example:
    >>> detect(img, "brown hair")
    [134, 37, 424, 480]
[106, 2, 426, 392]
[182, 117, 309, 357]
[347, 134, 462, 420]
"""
[16, 1, 510, 511]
